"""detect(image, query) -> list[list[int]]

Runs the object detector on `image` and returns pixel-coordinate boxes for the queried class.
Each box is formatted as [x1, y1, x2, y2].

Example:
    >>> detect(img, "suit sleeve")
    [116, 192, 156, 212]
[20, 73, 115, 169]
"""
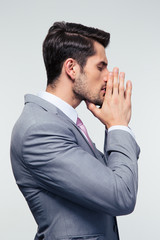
[22, 121, 140, 216]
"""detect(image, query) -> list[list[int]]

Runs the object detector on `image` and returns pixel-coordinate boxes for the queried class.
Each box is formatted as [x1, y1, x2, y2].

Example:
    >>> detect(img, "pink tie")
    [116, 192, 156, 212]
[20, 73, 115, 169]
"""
[76, 117, 93, 149]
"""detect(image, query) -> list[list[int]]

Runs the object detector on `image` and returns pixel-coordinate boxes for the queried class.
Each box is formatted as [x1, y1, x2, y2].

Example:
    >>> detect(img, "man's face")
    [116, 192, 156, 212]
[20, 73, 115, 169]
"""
[73, 41, 109, 106]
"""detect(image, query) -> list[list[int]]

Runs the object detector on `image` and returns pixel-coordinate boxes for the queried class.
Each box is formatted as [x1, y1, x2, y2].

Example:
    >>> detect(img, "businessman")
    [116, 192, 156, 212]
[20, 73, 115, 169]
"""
[10, 22, 140, 240]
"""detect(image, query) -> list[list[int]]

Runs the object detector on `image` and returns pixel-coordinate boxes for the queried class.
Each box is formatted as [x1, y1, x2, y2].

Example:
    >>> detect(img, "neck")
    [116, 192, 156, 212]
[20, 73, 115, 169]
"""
[46, 83, 81, 109]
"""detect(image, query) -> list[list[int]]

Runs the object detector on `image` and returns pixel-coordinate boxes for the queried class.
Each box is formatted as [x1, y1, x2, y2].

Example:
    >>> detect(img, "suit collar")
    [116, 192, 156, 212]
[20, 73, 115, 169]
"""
[25, 93, 59, 114]
[25, 94, 78, 124]
[37, 91, 78, 124]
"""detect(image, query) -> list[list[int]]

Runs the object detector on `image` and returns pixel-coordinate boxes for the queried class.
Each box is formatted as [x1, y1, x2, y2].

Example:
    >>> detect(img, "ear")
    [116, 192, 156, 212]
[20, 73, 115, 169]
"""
[64, 58, 78, 80]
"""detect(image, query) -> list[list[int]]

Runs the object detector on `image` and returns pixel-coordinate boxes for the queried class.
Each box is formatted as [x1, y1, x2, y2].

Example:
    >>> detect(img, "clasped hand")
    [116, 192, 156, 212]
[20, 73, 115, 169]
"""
[86, 67, 132, 129]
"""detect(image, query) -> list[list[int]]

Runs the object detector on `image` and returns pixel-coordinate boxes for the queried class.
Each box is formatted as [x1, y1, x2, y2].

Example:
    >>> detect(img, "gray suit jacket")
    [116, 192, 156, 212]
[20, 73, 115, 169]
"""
[10, 94, 140, 240]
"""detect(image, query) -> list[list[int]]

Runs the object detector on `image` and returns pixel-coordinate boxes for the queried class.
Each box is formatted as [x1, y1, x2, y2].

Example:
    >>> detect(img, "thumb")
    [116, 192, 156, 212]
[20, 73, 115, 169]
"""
[85, 101, 100, 118]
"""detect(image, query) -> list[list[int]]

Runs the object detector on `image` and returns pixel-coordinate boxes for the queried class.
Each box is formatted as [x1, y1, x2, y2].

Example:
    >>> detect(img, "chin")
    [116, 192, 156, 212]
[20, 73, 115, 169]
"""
[96, 103, 102, 108]
[91, 99, 103, 107]
[84, 95, 103, 107]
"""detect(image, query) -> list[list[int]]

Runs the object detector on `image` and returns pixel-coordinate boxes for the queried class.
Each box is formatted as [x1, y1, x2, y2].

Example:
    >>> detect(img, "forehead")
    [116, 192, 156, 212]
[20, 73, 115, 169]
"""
[86, 41, 108, 66]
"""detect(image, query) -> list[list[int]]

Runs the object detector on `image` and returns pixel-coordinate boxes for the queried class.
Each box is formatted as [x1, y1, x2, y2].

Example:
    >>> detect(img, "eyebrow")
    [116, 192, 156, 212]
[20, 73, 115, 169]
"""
[98, 61, 108, 67]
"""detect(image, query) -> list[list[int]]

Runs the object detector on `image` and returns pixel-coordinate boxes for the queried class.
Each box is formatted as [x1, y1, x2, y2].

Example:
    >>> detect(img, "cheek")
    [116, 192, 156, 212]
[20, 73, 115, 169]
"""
[89, 72, 101, 83]
[84, 71, 101, 90]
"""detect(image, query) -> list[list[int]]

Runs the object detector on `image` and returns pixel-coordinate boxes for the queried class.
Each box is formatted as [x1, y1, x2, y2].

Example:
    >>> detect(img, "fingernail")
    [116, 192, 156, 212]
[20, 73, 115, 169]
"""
[120, 72, 125, 77]
[114, 67, 119, 72]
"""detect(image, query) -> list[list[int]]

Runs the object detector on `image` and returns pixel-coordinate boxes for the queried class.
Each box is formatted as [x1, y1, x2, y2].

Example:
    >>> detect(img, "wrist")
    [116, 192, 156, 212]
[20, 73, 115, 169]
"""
[105, 123, 128, 129]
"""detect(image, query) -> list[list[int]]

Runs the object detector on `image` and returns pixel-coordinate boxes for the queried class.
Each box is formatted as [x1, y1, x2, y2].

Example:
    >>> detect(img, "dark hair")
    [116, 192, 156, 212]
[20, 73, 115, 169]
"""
[43, 21, 110, 85]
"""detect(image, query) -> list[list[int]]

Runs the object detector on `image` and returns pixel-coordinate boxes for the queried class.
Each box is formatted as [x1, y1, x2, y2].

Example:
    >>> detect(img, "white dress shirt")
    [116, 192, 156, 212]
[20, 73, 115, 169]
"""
[38, 91, 135, 139]
[38, 91, 78, 123]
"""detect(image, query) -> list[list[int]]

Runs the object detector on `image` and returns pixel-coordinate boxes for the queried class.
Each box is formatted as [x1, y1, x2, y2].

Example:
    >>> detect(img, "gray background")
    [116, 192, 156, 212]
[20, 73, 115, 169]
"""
[1, 0, 160, 239]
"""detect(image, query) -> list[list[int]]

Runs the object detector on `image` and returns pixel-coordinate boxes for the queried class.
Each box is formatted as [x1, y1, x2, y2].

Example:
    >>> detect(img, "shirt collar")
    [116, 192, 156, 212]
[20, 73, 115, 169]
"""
[37, 91, 78, 124]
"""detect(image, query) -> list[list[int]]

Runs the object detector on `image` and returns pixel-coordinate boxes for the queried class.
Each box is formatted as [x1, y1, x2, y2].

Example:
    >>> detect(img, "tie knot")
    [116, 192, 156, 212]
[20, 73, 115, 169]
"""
[76, 117, 83, 127]
[76, 117, 94, 149]
[76, 117, 88, 138]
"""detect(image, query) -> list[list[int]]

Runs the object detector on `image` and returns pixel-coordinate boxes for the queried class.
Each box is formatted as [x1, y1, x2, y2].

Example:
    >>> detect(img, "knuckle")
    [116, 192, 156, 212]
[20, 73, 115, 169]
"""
[119, 85, 124, 91]
[126, 100, 131, 108]
[128, 102, 131, 108]
[127, 91, 132, 97]
[114, 82, 118, 88]
[113, 96, 119, 104]
[107, 82, 112, 90]
[107, 80, 113, 87]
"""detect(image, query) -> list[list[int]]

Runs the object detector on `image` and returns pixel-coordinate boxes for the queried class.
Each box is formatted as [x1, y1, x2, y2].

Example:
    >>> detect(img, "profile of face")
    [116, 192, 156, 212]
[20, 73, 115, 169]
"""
[73, 41, 109, 106]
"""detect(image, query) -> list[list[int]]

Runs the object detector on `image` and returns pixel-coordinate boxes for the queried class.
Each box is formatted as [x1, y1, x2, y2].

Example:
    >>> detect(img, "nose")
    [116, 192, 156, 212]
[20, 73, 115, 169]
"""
[103, 68, 109, 82]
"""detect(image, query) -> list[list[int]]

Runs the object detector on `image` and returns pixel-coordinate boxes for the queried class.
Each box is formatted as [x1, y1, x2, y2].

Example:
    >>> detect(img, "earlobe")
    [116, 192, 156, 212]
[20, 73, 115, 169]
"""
[64, 58, 76, 80]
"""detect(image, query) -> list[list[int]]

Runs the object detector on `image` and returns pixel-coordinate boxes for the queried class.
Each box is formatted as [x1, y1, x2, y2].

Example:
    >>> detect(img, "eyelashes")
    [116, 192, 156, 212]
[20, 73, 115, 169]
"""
[98, 67, 103, 71]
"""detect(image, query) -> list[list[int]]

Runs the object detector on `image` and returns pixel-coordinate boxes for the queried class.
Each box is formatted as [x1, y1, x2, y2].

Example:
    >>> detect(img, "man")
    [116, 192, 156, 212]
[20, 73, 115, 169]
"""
[10, 22, 140, 240]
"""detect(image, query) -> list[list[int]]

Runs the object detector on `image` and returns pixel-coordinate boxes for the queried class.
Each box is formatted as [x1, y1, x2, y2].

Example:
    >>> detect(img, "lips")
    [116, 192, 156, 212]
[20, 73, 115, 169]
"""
[101, 86, 106, 96]
[101, 86, 106, 92]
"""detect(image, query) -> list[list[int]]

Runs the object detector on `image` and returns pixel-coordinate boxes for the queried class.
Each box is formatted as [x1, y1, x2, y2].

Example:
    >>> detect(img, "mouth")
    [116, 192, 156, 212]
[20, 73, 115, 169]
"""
[101, 86, 106, 96]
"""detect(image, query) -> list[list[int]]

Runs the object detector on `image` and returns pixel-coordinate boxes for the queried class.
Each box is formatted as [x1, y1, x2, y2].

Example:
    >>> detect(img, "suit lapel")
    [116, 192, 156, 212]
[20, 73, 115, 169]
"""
[56, 108, 97, 157]
[25, 94, 104, 161]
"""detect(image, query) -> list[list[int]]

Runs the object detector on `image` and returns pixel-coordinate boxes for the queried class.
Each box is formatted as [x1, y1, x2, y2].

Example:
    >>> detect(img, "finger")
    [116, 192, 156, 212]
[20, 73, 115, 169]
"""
[113, 67, 119, 94]
[85, 101, 101, 118]
[119, 72, 125, 97]
[125, 80, 132, 100]
[105, 72, 113, 100]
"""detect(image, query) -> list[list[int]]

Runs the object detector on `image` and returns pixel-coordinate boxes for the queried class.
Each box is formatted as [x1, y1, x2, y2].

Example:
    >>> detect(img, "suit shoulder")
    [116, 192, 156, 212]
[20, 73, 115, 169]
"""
[11, 101, 76, 151]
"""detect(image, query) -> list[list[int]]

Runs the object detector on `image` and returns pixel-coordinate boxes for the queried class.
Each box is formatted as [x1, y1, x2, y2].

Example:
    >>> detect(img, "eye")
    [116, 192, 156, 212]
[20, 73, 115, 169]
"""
[98, 66, 103, 71]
